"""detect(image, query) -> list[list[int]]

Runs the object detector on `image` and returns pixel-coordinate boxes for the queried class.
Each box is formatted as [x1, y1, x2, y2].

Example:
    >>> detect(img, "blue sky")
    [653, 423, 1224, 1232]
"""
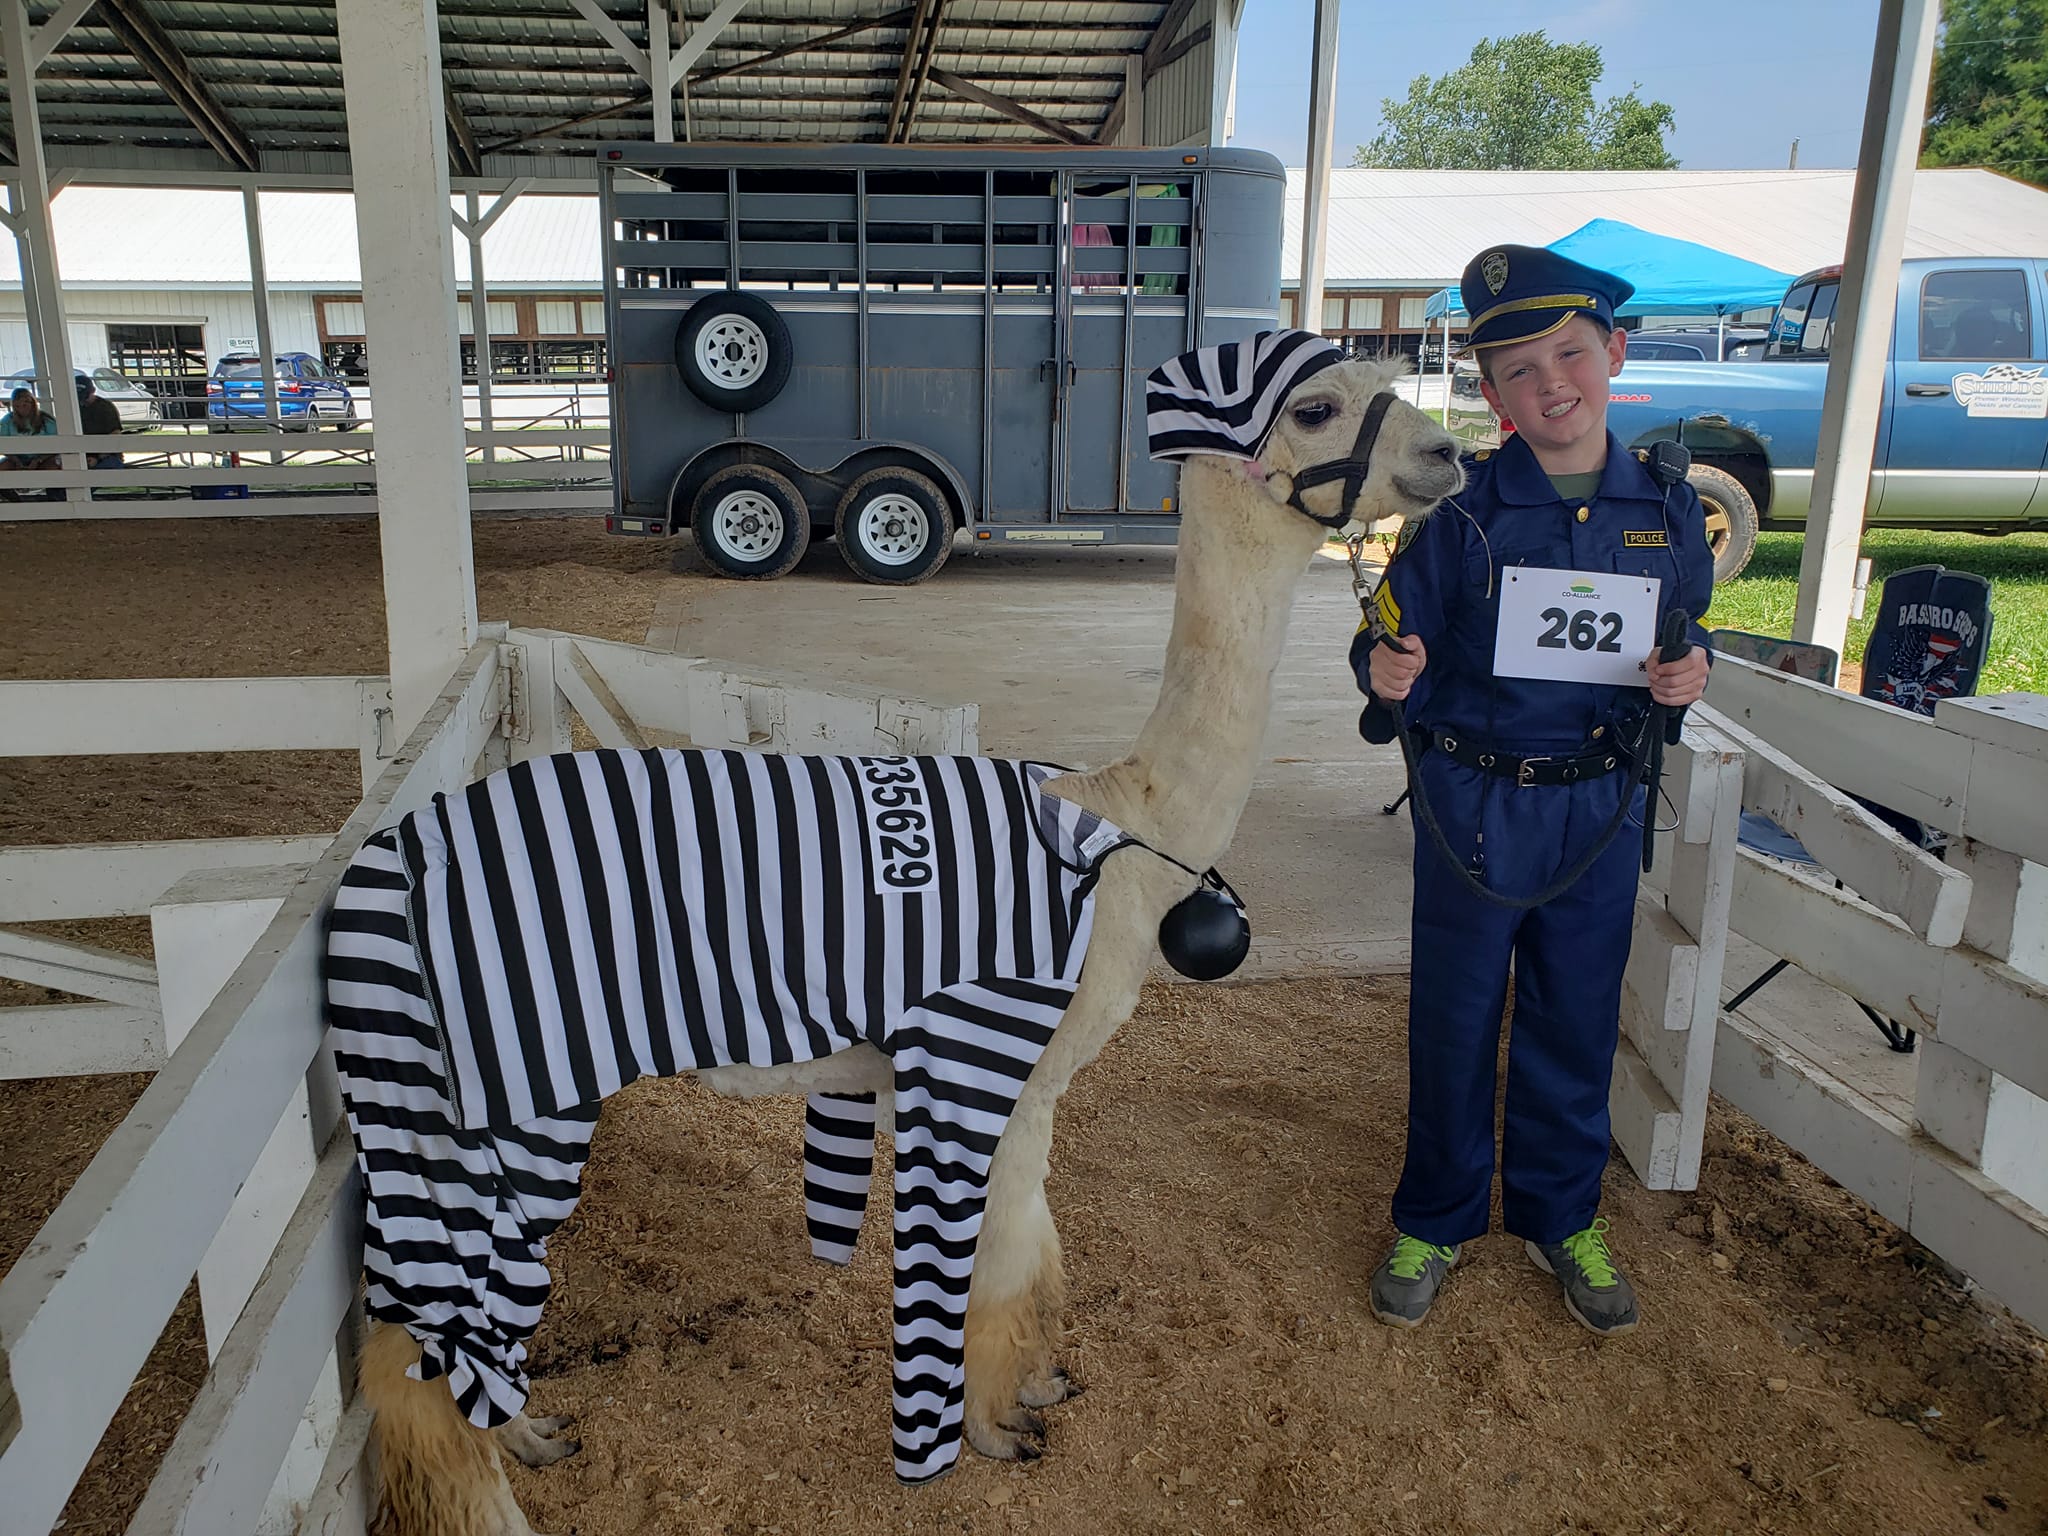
[1231, 0, 1882, 171]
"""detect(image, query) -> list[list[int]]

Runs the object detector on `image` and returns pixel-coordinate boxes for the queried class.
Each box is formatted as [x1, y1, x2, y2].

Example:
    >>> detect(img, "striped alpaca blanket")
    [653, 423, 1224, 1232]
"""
[324, 747, 1122, 1484]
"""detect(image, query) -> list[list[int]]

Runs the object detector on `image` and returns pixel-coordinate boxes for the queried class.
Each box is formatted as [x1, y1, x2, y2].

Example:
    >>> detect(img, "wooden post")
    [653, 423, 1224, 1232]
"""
[1791, 0, 1940, 655]
[1295, 0, 1338, 335]
[336, 0, 477, 736]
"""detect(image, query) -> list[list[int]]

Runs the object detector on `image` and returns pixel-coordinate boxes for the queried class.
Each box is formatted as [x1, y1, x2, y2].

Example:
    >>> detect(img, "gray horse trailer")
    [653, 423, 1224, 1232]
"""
[599, 143, 1287, 583]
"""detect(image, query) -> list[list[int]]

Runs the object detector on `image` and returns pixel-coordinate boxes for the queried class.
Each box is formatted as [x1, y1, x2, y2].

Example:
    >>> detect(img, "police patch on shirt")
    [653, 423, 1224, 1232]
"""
[1623, 530, 1669, 547]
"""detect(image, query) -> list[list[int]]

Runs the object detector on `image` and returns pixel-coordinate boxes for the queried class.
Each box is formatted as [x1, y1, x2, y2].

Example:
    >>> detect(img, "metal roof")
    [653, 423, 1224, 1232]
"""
[9, 0, 1192, 175]
[1281, 168, 2048, 292]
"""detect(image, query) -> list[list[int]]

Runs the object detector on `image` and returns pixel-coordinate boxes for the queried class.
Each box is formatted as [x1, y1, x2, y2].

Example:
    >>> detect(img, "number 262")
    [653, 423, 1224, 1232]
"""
[1537, 607, 1623, 653]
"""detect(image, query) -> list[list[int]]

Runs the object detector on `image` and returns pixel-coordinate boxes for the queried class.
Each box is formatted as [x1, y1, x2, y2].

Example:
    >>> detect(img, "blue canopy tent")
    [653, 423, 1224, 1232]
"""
[1422, 218, 1795, 325]
[1417, 217, 1794, 408]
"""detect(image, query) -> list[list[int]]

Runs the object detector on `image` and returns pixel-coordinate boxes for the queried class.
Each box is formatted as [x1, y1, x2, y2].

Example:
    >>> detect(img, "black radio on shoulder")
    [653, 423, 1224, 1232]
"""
[1644, 438, 1690, 488]
[1158, 871, 1251, 981]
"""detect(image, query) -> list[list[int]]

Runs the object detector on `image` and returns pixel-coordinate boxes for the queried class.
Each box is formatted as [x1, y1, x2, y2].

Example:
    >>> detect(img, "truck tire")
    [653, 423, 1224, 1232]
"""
[1690, 463, 1760, 583]
[833, 468, 954, 585]
[675, 292, 793, 414]
[690, 464, 811, 580]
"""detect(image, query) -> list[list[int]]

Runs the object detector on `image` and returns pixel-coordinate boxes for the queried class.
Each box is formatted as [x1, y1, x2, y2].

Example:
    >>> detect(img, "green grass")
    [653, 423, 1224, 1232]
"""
[1706, 529, 2048, 695]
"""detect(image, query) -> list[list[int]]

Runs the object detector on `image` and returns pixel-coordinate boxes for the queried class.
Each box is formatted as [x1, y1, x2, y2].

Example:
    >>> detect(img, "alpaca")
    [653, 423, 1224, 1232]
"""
[345, 344, 1462, 1535]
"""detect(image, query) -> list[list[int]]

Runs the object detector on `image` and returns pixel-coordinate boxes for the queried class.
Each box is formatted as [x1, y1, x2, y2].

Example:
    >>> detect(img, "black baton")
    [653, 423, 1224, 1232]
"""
[1643, 609, 1692, 873]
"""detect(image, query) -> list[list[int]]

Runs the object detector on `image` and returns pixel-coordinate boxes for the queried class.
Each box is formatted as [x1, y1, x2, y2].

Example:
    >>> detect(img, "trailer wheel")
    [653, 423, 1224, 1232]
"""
[691, 464, 811, 579]
[834, 468, 953, 585]
[1690, 463, 1760, 583]
[675, 292, 793, 414]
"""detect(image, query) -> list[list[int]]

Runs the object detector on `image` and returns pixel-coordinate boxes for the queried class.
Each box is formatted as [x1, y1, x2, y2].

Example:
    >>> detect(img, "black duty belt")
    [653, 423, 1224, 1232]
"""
[1426, 728, 1627, 787]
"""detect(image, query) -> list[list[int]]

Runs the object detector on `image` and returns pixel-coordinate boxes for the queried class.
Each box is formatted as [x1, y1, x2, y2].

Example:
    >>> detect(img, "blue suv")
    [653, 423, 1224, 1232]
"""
[206, 351, 358, 431]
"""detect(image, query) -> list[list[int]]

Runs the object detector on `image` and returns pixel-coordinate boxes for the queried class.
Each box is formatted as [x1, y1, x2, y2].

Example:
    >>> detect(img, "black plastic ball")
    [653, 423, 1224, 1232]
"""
[1158, 886, 1252, 981]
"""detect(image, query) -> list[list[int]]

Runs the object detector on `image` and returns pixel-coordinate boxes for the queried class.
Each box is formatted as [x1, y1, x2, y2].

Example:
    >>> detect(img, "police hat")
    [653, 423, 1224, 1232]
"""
[1460, 245, 1634, 353]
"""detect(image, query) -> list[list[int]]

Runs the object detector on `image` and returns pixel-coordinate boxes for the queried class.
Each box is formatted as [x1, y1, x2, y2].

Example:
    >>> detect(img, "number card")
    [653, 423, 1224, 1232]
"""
[857, 756, 937, 894]
[1493, 565, 1661, 687]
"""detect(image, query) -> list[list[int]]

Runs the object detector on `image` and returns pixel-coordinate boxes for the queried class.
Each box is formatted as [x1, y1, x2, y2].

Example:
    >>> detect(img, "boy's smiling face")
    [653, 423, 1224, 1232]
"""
[1478, 314, 1628, 471]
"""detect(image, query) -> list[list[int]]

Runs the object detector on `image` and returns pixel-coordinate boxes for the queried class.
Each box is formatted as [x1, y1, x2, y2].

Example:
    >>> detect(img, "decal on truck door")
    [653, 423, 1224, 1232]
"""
[1951, 364, 2048, 419]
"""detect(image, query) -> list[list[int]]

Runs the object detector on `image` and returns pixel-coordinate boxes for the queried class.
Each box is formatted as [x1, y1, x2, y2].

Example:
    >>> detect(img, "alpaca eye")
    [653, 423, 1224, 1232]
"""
[1292, 401, 1335, 427]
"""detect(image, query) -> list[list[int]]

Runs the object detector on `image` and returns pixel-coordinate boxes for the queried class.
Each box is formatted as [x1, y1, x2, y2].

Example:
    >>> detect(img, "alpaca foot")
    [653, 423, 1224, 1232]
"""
[1018, 1366, 1080, 1408]
[494, 1412, 581, 1469]
[965, 1406, 1048, 1464]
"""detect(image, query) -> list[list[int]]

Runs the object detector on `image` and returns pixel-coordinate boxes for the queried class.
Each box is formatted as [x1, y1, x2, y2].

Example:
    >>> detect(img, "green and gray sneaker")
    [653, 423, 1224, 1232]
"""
[1526, 1216, 1639, 1336]
[1370, 1233, 1460, 1328]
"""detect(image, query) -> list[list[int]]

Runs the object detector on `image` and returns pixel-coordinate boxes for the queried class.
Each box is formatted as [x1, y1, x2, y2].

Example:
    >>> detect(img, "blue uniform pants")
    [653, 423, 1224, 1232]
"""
[1395, 752, 1642, 1247]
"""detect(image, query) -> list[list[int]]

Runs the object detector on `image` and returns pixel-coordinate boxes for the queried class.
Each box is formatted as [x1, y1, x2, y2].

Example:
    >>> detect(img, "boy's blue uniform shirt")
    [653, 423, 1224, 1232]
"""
[1350, 429, 1714, 755]
[1351, 428, 1716, 1246]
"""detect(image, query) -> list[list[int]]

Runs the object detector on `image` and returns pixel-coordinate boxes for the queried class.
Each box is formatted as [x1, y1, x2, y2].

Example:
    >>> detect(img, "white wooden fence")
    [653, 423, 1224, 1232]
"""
[1697, 659, 2048, 1333]
[1600, 663, 2045, 1340]
[0, 629, 975, 1536]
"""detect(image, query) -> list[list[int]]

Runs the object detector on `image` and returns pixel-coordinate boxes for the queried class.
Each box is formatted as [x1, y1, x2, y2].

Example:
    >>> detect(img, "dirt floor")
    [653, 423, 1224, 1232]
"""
[2, 516, 2045, 1536]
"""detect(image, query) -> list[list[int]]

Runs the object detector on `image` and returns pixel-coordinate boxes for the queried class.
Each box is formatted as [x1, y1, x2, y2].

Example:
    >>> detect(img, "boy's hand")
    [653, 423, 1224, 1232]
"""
[1647, 644, 1709, 708]
[1369, 634, 1427, 701]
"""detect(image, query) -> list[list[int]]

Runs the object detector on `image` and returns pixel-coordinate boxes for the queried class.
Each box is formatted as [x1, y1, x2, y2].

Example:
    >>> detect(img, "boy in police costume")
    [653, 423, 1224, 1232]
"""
[1355, 246, 1713, 1335]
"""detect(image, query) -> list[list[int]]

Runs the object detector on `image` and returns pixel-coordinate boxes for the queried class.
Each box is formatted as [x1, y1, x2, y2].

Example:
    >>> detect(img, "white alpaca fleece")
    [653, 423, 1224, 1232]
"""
[324, 747, 1128, 1485]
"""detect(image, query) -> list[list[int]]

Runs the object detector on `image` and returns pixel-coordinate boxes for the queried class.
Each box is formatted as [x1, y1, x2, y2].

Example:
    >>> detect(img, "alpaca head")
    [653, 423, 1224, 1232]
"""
[1249, 356, 1464, 530]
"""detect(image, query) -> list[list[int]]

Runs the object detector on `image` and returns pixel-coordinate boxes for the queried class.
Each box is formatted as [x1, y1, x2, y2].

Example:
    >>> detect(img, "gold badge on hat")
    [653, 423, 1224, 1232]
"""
[1482, 250, 1509, 295]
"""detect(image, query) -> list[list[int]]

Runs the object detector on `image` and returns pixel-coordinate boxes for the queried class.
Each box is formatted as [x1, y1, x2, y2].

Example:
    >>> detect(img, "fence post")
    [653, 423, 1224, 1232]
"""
[150, 865, 347, 1529]
[1916, 839, 2048, 1214]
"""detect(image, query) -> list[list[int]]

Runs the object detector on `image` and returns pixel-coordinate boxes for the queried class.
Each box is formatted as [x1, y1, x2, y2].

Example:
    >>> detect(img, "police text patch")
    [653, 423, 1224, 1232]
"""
[1623, 530, 1669, 548]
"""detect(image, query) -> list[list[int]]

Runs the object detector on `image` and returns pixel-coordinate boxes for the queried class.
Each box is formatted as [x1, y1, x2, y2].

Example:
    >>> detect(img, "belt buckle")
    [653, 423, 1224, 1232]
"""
[1516, 755, 1550, 787]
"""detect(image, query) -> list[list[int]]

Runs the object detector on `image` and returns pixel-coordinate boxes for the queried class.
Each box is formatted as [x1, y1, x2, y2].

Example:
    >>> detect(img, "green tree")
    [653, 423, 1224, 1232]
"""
[1921, 0, 2048, 189]
[1354, 32, 1678, 171]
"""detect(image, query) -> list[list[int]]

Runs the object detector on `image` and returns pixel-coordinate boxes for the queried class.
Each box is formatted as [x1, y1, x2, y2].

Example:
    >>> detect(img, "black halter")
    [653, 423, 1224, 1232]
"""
[1283, 389, 1399, 529]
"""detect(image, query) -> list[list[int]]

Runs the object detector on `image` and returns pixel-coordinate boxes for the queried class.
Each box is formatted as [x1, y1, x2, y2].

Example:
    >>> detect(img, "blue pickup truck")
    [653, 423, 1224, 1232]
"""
[1450, 256, 2048, 580]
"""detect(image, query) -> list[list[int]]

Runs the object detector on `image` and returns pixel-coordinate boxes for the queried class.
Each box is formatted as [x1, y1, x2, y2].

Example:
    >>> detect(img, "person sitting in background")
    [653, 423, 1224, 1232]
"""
[77, 374, 123, 470]
[0, 384, 59, 499]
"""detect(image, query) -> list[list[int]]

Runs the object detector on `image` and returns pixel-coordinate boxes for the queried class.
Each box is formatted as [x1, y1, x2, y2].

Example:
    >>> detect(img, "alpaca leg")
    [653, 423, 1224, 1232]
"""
[494, 1412, 581, 1469]
[962, 881, 1164, 1461]
[963, 1100, 1060, 1461]
[359, 1321, 545, 1536]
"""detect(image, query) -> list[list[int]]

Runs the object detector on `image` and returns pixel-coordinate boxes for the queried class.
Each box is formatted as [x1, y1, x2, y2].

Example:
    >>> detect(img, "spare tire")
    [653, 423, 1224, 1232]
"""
[675, 292, 793, 414]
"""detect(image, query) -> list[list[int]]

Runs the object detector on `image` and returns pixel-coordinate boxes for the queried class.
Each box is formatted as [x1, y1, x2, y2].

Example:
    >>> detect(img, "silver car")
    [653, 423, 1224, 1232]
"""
[5, 366, 164, 430]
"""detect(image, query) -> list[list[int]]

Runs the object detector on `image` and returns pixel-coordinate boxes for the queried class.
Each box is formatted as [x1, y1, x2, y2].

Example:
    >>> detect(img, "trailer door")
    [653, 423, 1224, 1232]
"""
[988, 174, 1061, 522]
[1064, 174, 1195, 517]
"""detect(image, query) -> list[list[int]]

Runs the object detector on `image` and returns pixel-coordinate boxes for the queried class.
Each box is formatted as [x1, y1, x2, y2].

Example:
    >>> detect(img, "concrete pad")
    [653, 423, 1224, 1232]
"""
[647, 537, 1415, 969]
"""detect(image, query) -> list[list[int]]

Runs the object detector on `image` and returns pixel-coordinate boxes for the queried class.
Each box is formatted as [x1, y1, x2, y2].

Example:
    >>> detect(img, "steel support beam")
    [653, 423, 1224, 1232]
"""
[443, 81, 483, 177]
[98, 0, 258, 172]
[896, 0, 946, 142]
[1791, 0, 1941, 656]
[336, 0, 476, 734]
[648, 0, 672, 142]
[1296, 0, 1339, 334]
[884, 0, 934, 143]
[2, 0, 82, 501]
[242, 185, 282, 453]
[28, 0, 98, 71]
[926, 65, 1087, 145]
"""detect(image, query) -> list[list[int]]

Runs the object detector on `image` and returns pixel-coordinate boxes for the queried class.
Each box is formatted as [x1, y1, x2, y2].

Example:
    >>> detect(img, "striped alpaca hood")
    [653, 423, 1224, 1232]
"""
[1145, 328, 1346, 463]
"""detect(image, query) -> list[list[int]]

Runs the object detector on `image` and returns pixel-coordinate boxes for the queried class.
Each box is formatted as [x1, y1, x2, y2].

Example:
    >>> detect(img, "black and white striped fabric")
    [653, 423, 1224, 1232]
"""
[1145, 327, 1346, 463]
[326, 748, 1122, 1485]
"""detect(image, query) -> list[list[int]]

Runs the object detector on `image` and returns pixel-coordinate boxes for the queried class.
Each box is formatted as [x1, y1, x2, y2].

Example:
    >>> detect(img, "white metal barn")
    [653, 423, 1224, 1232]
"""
[1, 2, 2045, 1534]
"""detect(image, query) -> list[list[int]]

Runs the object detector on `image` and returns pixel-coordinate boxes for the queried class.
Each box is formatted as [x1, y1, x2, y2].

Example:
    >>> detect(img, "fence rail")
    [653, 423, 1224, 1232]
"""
[1693, 658, 2048, 1334]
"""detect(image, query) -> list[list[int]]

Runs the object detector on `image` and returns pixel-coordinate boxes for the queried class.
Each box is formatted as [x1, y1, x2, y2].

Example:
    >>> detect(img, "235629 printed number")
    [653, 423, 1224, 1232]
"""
[860, 757, 936, 892]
